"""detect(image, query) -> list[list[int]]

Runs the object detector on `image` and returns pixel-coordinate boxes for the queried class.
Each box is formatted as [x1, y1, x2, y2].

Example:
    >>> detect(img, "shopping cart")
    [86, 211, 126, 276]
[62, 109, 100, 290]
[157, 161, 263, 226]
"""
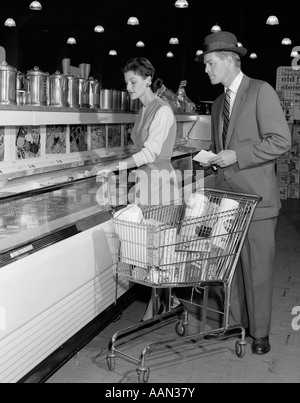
[106, 188, 261, 383]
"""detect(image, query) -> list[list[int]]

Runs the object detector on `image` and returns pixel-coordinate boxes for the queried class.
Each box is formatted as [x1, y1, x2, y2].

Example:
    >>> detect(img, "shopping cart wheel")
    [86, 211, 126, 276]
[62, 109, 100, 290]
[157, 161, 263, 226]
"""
[138, 366, 150, 383]
[107, 355, 116, 371]
[175, 321, 187, 337]
[235, 341, 246, 358]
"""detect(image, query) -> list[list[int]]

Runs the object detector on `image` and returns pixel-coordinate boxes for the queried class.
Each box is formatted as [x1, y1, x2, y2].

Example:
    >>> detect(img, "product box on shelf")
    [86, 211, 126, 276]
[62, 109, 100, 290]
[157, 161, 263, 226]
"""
[276, 162, 290, 173]
[293, 124, 300, 146]
[278, 185, 288, 199]
[277, 172, 290, 186]
[288, 185, 300, 199]
[290, 172, 300, 186]
[291, 146, 300, 158]
[290, 158, 300, 173]
[277, 156, 291, 164]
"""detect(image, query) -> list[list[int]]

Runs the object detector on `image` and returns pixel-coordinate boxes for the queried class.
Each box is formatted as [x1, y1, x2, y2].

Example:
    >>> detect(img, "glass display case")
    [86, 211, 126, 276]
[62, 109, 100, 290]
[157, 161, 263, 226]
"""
[0, 169, 137, 267]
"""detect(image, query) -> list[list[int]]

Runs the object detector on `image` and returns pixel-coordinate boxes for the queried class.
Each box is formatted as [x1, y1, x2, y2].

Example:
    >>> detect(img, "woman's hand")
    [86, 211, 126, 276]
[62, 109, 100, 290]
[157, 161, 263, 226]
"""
[89, 165, 115, 177]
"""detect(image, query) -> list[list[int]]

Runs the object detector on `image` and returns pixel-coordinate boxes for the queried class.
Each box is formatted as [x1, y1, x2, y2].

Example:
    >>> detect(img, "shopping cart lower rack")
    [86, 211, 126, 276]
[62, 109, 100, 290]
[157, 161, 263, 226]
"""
[106, 188, 261, 383]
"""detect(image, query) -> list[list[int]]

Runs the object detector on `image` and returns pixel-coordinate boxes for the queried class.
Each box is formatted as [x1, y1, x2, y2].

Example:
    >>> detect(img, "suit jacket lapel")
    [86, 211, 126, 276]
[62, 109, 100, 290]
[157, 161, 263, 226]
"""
[225, 75, 250, 147]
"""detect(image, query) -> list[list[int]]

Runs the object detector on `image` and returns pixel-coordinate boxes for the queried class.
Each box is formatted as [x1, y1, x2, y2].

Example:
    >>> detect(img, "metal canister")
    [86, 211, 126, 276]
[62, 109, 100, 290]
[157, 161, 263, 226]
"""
[66, 74, 79, 108]
[0, 61, 17, 105]
[100, 89, 113, 110]
[120, 91, 129, 111]
[88, 77, 101, 108]
[49, 70, 69, 107]
[16, 71, 27, 105]
[129, 98, 141, 112]
[79, 77, 89, 108]
[112, 90, 121, 110]
[26, 66, 49, 106]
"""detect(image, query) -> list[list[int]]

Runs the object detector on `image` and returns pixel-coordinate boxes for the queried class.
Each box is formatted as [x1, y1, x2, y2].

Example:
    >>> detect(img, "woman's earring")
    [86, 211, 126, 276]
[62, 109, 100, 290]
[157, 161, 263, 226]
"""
[147, 83, 151, 87]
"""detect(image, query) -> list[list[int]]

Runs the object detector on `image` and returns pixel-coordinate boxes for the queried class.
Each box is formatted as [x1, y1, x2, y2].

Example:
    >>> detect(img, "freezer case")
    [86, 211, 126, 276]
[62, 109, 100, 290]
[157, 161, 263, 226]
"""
[0, 175, 129, 383]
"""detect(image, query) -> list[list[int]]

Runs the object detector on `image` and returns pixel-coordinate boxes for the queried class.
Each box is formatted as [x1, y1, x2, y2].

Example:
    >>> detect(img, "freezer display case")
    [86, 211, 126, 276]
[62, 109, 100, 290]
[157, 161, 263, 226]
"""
[0, 175, 117, 262]
[0, 172, 131, 383]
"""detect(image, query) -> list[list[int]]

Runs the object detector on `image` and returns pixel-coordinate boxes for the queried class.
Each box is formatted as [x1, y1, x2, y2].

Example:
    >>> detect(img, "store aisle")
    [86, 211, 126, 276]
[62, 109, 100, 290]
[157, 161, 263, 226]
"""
[46, 199, 300, 383]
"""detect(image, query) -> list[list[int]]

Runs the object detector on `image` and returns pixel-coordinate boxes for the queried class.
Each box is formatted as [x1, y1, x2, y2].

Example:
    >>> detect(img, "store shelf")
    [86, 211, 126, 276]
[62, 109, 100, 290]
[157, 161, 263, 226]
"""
[0, 106, 198, 126]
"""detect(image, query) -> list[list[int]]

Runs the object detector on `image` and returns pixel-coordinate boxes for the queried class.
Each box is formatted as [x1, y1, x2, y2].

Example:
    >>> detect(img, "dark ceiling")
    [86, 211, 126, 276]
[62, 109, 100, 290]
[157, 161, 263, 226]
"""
[0, 0, 299, 102]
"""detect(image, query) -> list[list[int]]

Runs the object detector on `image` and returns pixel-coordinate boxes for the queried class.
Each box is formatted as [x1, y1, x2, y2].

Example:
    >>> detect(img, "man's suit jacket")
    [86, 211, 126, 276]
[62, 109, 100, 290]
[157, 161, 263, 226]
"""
[211, 74, 291, 220]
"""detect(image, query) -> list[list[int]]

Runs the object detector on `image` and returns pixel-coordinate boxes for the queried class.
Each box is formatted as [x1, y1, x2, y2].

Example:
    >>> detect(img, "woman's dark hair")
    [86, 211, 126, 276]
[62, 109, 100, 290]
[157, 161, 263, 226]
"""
[122, 57, 163, 93]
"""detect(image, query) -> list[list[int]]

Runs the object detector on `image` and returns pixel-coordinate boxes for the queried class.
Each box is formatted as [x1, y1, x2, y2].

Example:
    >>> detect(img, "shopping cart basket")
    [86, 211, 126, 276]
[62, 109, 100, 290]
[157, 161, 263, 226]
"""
[106, 188, 261, 383]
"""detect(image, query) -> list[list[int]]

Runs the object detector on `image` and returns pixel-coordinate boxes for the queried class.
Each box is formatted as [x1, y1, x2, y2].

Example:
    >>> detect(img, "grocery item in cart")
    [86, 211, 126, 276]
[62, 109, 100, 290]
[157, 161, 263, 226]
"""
[211, 198, 240, 250]
[114, 211, 177, 269]
[180, 192, 209, 238]
[114, 204, 143, 223]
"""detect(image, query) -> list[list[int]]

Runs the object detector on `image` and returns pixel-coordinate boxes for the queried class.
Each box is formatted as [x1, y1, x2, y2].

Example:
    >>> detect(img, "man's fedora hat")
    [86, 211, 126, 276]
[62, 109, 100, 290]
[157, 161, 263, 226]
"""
[196, 31, 247, 62]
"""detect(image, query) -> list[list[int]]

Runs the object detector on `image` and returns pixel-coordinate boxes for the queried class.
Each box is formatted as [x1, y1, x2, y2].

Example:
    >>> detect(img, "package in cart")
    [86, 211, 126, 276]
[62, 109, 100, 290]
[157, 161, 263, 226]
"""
[114, 213, 177, 268]
[180, 192, 209, 238]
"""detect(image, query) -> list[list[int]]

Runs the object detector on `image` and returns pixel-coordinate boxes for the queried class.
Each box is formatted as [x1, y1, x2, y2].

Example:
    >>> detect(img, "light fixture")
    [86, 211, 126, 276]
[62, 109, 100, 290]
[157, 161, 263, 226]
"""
[281, 38, 292, 45]
[290, 50, 299, 58]
[211, 24, 221, 33]
[196, 50, 203, 56]
[29, 1, 42, 11]
[249, 53, 258, 59]
[67, 37, 76, 45]
[169, 37, 179, 45]
[94, 25, 104, 33]
[166, 51, 174, 58]
[127, 16, 139, 25]
[237, 42, 243, 48]
[109, 50, 117, 56]
[136, 41, 145, 48]
[266, 15, 279, 25]
[4, 18, 16, 27]
[175, 0, 189, 8]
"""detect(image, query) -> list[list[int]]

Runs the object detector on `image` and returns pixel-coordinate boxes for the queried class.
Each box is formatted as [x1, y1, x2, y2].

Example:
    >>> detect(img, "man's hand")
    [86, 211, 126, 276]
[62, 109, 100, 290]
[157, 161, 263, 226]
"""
[208, 150, 237, 168]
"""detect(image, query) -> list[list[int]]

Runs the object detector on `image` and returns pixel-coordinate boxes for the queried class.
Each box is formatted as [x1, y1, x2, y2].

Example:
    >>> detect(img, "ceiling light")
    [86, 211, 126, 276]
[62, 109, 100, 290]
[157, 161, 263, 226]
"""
[166, 51, 174, 58]
[211, 24, 221, 33]
[127, 17, 139, 25]
[136, 41, 145, 48]
[169, 37, 179, 45]
[266, 15, 279, 25]
[109, 50, 117, 56]
[175, 0, 189, 8]
[196, 50, 203, 56]
[237, 42, 243, 47]
[290, 50, 299, 57]
[249, 53, 257, 59]
[4, 18, 16, 27]
[94, 25, 104, 33]
[29, 1, 42, 11]
[67, 37, 76, 45]
[281, 38, 292, 45]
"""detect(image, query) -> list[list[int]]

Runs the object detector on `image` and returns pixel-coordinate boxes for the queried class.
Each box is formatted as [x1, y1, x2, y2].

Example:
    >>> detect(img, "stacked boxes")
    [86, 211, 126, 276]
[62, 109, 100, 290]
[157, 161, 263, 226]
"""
[276, 66, 300, 199]
[276, 122, 300, 199]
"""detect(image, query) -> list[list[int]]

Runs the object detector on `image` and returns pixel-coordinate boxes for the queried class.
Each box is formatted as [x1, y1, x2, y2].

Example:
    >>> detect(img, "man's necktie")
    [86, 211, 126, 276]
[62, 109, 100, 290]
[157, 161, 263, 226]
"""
[222, 88, 231, 148]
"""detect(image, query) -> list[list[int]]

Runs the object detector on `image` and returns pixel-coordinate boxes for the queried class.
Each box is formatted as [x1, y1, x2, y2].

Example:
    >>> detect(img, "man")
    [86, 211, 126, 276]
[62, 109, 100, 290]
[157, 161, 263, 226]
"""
[196, 31, 291, 354]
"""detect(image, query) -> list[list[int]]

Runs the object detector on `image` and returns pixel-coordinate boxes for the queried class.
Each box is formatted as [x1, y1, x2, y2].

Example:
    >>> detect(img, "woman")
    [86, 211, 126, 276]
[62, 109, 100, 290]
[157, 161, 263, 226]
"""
[93, 57, 180, 320]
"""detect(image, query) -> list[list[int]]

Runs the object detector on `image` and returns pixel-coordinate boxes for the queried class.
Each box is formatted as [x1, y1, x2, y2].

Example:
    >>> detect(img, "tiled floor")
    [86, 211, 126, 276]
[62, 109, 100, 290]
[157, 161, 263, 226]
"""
[46, 199, 300, 383]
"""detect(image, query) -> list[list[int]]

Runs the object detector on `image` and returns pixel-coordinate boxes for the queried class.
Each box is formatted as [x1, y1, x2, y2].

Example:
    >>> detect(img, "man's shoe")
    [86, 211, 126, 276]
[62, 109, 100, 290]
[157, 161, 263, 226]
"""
[251, 336, 271, 355]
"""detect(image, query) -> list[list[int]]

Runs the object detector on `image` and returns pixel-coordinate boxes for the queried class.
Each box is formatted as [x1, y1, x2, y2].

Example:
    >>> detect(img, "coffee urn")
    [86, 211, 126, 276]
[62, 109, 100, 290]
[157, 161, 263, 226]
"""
[0, 61, 17, 105]
[88, 77, 101, 108]
[49, 70, 69, 107]
[26, 66, 49, 106]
